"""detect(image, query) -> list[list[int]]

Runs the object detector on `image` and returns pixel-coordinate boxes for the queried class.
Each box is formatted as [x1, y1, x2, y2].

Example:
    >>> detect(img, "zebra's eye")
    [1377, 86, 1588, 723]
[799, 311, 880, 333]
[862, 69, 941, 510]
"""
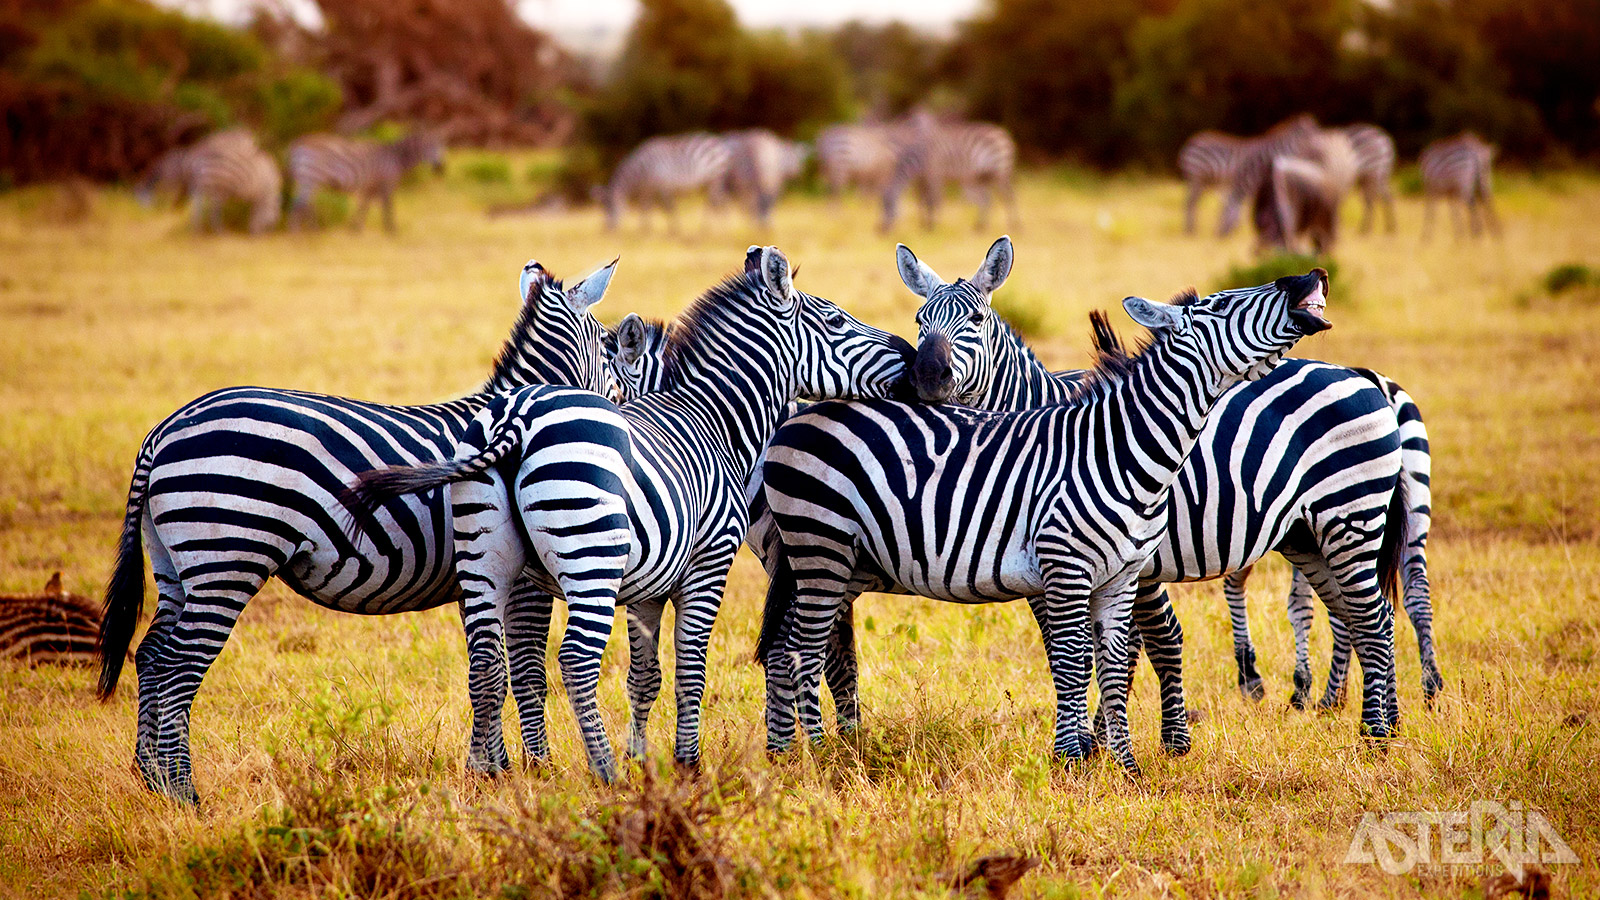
[968, 310, 987, 325]
[825, 311, 846, 328]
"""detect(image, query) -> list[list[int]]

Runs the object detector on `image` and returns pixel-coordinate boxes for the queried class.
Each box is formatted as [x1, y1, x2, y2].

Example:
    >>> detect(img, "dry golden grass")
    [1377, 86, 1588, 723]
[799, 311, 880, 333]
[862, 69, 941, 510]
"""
[1, 166, 1597, 898]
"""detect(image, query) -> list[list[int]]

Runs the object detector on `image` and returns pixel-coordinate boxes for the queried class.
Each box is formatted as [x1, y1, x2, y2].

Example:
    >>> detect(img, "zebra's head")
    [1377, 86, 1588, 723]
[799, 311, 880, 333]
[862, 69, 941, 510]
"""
[742, 245, 913, 402]
[607, 313, 672, 402]
[489, 257, 620, 397]
[399, 132, 445, 174]
[1122, 268, 1332, 390]
[903, 235, 1014, 404]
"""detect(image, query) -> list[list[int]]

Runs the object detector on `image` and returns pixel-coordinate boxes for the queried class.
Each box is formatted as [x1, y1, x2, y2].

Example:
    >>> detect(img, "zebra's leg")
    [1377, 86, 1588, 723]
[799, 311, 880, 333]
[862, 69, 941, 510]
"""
[1382, 185, 1398, 234]
[780, 569, 849, 750]
[1285, 566, 1317, 709]
[553, 585, 621, 783]
[822, 597, 860, 732]
[149, 566, 267, 805]
[1037, 557, 1095, 764]
[967, 178, 993, 231]
[624, 597, 666, 760]
[505, 579, 555, 767]
[1320, 610, 1354, 711]
[670, 544, 739, 769]
[1358, 185, 1375, 235]
[351, 192, 371, 232]
[1223, 565, 1265, 701]
[380, 190, 396, 234]
[1183, 182, 1203, 235]
[1402, 534, 1443, 705]
[1480, 192, 1503, 238]
[1421, 196, 1436, 242]
[451, 472, 524, 776]
[1090, 573, 1142, 774]
[1000, 174, 1020, 230]
[1290, 551, 1398, 738]
[134, 516, 182, 788]
[1131, 583, 1190, 755]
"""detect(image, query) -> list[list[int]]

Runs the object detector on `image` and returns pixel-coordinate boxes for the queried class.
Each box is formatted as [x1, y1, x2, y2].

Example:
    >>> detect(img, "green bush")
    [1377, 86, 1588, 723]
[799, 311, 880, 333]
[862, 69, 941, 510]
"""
[1543, 263, 1596, 295]
[458, 153, 512, 184]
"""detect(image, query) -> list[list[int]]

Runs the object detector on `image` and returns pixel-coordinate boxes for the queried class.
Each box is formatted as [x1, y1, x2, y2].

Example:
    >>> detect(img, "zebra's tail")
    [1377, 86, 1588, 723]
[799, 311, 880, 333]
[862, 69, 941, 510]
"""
[338, 412, 526, 541]
[1376, 474, 1408, 612]
[754, 547, 797, 667]
[99, 446, 153, 699]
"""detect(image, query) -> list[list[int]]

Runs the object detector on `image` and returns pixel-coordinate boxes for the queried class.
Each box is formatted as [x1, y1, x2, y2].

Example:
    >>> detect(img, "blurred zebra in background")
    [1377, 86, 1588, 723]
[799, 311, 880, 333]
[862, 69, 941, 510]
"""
[287, 132, 444, 232]
[1341, 123, 1397, 234]
[136, 130, 281, 234]
[1177, 129, 1250, 235]
[1255, 128, 1360, 254]
[815, 123, 907, 201]
[1420, 132, 1500, 240]
[722, 129, 808, 227]
[1217, 114, 1323, 237]
[1, 573, 103, 667]
[596, 133, 733, 233]
[880, 117, 1018, 232]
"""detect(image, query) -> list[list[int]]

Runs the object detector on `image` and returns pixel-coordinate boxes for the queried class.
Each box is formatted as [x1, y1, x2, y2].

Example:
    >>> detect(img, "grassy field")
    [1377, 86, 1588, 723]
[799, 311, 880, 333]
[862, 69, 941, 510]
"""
[1, 165, 1597, 898]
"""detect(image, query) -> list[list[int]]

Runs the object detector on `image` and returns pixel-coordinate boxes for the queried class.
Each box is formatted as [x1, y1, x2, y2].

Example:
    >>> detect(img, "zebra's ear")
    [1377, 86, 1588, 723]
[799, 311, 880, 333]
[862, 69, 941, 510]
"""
[567, 257, 619, 314]
[896, 244, 944, 298]
[519, 260, 546, 304]
[1122, 296, 1190, 335]
[615, 313, 648, 366]
[757, 246, 797, 310]
[970, 235, 1013, 297]
[744, 245, 763, 274]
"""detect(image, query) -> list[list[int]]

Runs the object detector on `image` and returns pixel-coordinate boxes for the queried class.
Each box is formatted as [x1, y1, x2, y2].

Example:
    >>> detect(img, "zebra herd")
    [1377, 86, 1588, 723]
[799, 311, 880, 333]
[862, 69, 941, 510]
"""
[92, 238, 1440, 803]
[1180, 117, 1501, 250]
[138, 129, 443, 234]
[598, 113, 1018, 234]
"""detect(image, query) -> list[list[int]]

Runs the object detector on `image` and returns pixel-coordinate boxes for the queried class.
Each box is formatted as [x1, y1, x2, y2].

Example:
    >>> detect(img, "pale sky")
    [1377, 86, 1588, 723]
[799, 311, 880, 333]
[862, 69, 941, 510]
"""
[163, 0, 982, 35]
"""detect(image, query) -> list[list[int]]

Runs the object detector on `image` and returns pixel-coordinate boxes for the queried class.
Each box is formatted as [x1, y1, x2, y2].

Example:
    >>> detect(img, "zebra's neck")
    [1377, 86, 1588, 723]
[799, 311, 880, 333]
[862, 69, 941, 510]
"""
[653, 339, 791, 488]
[973, 322, 1077, 411]
[1085, 335, 1234, 509]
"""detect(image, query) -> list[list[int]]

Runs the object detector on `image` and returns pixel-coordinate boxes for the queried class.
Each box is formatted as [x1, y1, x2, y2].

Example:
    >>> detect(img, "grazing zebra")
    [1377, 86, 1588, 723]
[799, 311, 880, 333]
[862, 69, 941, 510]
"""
[761, 251, 1341, 774]
[1420, 132, 1500, 240]
[880, 119, 1018, 232]
[1218, 114, 1322, 238]
[1, 573, 103, 666]
[287, 132, 444, 232]
[1178, 130, 1249, 235]
[137, 130, 282, 234]
[816, 123, 906, 200]
[722, 129, 807, 227]
[1255, 129, 1360, 254]
[1226, 367, 1441, 708]
[345, 246, 914, 779]
[759, 239, 1408, 754]
[96, 257, 620, 805]
[1342, 124, 1397, 234]
[597, 133, 733, 233]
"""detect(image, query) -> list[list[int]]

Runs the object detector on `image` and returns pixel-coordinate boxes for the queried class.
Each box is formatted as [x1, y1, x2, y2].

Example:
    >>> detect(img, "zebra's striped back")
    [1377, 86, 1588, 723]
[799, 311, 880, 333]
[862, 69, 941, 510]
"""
[722, 129, 804, 225]
[0, 574, 101, 666]
[1218, 114, 1322, 235]
[1420, 132, 1494, 200]
[289, 133, 441, 200]
[881, 120, 1017, 230]
[816, 123, 905, 195]
[1179, 130, 1248, 188]
[602, 133, 733, 229]
[189, 131, 282, 231]
[1342, 124, 1396, 186]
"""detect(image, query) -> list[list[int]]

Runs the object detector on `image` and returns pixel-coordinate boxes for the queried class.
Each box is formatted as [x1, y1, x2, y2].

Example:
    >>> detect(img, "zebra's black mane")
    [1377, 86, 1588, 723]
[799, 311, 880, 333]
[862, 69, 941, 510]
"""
[487, 275, 565, 386]
[1068, 288, 1198, 405]
[660, 271, 765, 388]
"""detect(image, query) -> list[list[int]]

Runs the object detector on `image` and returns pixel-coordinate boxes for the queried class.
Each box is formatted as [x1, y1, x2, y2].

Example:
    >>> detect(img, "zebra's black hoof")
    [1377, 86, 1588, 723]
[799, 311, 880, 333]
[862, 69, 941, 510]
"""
[673, 755, 702, 778]
[1241, 678, 1266, 702]
[1423, 670, 1445, 707]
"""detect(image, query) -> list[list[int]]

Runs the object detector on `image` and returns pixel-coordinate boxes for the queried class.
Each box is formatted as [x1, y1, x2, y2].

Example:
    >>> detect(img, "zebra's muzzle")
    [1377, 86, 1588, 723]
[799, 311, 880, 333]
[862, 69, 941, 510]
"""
[1285, 268, 1332, 335]
[912, 332, 955, 403]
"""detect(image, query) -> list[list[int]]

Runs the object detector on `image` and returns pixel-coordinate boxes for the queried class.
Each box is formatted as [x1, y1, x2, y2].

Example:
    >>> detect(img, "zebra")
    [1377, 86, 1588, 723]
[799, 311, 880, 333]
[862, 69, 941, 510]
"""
[596, 133, 733, 233]
[137, 130, 282, 234]
[1177, 130, 1249, 235]
[1218, 114, 1322, 238]
[343, 246, 914, 780]
[1226, 366, 1440, 708]
[95, 257, 620, 805]
[1420, 132, 1500, 240]
[880, 118, 1018, 233]
[1255, 128, 1360, 254]
[816, 123, 906, 201]
[1342, 123, 1397, 234]
[761, 254, 1346, 774]
[287, 132, 444, 232]
[722, 129, 807, 227]
[1, 573, 103, 666]
[759, 239, 1412, 756]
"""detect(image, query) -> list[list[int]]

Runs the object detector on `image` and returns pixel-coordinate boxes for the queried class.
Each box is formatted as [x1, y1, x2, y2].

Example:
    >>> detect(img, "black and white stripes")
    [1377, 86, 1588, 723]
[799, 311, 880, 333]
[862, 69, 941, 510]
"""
[1420, 132, 1500, 239]
[288, 132, 444, 232]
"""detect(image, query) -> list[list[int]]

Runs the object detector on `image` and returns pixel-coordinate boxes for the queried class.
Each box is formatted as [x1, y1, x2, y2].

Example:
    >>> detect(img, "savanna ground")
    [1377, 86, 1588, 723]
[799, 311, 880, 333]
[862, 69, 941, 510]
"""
[1, 160, 1598, 898]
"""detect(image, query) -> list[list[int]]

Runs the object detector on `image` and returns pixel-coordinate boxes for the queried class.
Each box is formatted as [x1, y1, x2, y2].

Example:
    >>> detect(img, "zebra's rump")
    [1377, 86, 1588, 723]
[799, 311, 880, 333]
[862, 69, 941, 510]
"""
[1151, 360, 1403, 583]
[144, 386, 477, 614]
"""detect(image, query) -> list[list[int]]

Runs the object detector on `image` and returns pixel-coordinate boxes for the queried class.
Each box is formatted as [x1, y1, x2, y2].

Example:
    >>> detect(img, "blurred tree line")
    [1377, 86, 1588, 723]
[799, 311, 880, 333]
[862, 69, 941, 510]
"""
[4, 0, 1595, 187]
